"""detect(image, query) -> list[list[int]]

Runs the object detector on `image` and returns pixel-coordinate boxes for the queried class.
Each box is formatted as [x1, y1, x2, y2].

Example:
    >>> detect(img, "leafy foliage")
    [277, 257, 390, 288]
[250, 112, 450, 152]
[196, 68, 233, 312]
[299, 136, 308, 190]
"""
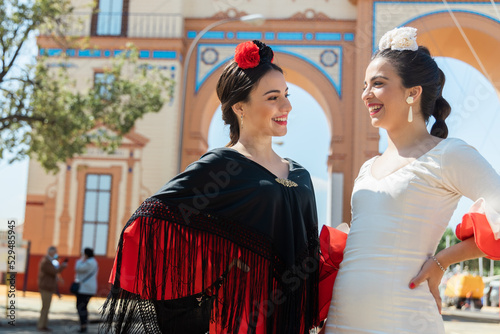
[437, 227, 500, 275]
[1, 0, 174, 172]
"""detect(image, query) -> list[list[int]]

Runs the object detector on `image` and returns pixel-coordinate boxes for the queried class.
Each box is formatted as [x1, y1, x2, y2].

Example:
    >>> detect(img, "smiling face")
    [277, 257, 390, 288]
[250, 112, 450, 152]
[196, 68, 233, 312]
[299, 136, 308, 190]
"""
[362, 57, 413, 131]
[234, 69, 291, 138]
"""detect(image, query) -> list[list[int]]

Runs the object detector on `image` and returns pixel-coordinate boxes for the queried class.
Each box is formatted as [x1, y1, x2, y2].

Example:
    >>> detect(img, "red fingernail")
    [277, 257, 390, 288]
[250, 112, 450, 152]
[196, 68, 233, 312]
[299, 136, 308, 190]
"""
[409, 282, 416, 289]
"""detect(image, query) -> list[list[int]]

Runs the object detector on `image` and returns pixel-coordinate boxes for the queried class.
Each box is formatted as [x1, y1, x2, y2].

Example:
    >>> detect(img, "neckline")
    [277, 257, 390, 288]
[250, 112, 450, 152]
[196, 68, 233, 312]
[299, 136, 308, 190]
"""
[217, 147, 292, 180]
[369, 139, 446, 182]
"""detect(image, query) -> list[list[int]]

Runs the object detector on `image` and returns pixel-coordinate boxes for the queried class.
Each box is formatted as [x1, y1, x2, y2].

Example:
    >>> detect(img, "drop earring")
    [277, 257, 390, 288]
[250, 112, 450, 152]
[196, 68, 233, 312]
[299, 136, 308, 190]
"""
[406, 96, 414, 123]
[240, 114, 244, 129]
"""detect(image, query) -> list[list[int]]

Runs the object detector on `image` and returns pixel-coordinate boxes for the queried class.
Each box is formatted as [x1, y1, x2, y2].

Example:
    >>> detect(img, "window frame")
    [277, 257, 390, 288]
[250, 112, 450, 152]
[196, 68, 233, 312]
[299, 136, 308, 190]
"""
[81, 173, 113, 256]
[90, 0, 130, 37]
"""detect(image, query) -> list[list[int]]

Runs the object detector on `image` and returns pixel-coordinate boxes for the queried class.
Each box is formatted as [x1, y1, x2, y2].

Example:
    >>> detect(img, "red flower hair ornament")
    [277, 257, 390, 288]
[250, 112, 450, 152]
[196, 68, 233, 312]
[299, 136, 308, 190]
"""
[234, 41, 262, 69]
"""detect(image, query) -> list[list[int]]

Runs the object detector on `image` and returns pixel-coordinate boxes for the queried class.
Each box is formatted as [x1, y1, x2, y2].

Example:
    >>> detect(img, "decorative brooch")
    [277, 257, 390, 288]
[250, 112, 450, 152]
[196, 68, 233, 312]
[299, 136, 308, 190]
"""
[275, 178, 298, 188]
[378, 27, 418, 51]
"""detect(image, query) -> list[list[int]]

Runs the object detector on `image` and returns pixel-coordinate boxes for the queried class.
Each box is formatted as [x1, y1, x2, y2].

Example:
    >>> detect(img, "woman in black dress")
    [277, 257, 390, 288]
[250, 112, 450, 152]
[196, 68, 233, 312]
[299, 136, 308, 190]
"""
[101, 40, 320, 334]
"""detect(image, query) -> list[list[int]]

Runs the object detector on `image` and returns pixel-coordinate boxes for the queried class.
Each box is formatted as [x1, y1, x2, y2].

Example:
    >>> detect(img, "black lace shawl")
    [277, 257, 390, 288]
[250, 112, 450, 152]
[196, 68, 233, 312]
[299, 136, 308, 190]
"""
[100, 148, 319, 333]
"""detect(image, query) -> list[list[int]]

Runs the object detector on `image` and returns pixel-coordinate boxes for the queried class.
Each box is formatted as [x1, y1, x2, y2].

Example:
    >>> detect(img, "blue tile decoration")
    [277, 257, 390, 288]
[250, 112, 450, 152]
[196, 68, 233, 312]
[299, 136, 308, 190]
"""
[39, 47, 177, 60]
[306, 33, 313, 40]
[46, 48, 63, 56]
[272, 45, 343, 97]
[47, 62, 77, 68]
[265, 32, 275, 40]
[187, 31, 197, 39]
[78, 49, 101, 57]
[227, 32, 234, 39]
[152, 51, 177, 59]
[194, 43, 343, 97]
[201, 48, 219, 65]
[195, 44, 236, 92]
[201, 31, 225, 39]
[344, 33, 354, 41]
[139, 50, 150, 58]
[320, 50, 338, 67]
[277, 32, 303, 40]
[236, 31, 263, 40]
[316, 32, 342, 41]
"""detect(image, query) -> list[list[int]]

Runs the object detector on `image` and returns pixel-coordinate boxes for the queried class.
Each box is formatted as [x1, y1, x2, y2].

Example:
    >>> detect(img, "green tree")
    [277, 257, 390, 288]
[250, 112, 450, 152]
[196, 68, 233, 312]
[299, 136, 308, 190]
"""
[437, 227, 500, 275]
[1, 0, 173, 172]
[436, 227, 460, 254]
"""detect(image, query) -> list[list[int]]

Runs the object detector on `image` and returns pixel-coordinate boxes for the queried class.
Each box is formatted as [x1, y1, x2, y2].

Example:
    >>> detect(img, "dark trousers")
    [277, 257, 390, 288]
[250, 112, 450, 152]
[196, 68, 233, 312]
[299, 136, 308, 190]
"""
[76, 293, 92, 326]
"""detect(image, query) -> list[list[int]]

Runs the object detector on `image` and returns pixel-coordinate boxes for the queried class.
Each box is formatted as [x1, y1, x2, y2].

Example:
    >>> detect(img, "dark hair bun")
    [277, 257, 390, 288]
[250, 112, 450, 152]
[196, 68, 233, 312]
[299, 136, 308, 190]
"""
[253, 40, 273, 64]
[418, 46, 432, 56]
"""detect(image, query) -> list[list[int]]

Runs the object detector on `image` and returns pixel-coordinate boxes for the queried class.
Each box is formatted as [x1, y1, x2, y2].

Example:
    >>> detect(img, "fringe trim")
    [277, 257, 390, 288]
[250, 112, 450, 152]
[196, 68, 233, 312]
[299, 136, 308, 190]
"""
[100, 198, 319, 334]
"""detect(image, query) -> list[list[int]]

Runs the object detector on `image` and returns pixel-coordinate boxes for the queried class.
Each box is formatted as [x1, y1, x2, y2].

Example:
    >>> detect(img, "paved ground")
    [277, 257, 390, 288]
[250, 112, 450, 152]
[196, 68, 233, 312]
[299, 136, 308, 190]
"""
[442, 308, 500, 334]
[0, 290, 102, 333]
[0, 288, 498, 333]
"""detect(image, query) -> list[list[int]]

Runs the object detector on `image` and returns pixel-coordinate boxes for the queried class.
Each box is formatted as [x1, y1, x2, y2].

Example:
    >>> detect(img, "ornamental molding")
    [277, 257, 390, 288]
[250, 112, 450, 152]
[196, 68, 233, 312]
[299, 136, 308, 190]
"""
[194, 43, 343, 96]
[290, 9, 334, 21]
[210, 8, 249, 20]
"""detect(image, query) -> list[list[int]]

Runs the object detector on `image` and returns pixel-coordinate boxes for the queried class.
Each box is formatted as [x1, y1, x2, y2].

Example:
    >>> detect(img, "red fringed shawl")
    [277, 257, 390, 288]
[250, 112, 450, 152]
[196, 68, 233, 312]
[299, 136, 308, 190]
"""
[101, 148, 321, 333]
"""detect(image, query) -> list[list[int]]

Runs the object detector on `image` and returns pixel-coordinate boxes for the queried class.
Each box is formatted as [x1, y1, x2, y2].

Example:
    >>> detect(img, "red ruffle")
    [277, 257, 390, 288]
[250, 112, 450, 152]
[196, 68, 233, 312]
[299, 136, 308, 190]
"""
[456, 212, 500, 261]
[318, 225, 348, 322]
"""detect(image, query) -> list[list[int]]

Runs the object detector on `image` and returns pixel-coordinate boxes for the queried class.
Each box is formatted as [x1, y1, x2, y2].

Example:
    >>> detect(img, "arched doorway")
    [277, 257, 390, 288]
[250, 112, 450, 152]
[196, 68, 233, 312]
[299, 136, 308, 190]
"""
[408, 11, 500, 95]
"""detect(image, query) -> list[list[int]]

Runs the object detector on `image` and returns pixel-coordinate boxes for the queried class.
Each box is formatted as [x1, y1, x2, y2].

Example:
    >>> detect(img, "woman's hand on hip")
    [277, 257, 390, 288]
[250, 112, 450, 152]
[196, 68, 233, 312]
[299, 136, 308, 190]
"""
[408, 256, 445, 314]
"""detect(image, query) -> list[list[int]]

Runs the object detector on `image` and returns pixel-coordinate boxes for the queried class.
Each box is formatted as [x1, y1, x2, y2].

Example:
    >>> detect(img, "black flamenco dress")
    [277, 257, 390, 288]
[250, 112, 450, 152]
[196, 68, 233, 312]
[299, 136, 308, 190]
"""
[100, 148, 321, 334]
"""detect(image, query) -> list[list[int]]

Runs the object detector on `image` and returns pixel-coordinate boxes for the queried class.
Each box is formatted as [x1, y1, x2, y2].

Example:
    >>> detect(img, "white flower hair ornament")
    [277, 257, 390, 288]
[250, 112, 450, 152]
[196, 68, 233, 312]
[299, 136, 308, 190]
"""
[378, 27, 418, 51]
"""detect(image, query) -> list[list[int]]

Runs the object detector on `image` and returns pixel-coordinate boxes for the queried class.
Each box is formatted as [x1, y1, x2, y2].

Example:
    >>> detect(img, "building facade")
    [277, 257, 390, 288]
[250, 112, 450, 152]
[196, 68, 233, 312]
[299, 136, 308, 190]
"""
[21, 0, 500, 294]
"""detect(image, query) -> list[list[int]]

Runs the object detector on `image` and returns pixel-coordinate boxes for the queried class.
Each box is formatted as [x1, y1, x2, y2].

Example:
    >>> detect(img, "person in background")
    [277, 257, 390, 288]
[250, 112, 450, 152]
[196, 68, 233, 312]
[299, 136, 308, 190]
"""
[75, 247, 99, 333]
[51, 256, 63, 298]
[37, 246, 67, 332]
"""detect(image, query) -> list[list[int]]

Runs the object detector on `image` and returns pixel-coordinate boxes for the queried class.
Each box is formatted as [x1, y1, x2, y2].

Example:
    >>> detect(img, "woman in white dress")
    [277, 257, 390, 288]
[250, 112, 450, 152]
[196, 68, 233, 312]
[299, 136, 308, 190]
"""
[325, 27, 500, 333]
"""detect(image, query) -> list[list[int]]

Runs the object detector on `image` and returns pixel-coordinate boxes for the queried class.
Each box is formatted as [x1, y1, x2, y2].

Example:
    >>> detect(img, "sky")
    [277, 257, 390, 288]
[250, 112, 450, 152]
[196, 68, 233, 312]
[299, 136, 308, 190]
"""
[1, 51, 500, 233]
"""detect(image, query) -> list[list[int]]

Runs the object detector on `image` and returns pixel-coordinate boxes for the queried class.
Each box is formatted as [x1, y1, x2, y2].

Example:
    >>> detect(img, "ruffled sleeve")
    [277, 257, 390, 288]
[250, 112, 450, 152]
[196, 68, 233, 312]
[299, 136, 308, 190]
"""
[440, 139, 500, 260]
[318, 225, 348, 322]
[456, 198, 500, 260]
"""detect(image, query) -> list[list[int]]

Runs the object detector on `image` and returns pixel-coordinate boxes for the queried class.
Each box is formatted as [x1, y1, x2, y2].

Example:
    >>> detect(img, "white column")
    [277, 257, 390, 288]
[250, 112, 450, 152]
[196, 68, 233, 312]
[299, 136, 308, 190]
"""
[327, 172, 344, 227]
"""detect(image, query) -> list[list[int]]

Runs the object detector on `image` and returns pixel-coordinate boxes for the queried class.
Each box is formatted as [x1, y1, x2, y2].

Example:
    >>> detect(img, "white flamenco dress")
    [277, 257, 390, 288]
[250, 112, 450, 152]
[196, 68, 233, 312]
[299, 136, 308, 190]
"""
[325, 138, 500, 334]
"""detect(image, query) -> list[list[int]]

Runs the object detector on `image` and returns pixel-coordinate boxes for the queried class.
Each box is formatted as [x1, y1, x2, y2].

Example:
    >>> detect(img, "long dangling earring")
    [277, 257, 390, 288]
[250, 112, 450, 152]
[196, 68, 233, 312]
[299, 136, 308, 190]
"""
[240, 114, 244, 129]
[406, 96, 414, 123]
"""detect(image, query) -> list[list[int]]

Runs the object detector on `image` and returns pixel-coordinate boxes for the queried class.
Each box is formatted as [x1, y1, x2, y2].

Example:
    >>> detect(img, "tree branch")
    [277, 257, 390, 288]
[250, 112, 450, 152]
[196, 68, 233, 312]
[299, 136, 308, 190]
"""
[1, 26, 33, 83]
[0, 114, 44, 131]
